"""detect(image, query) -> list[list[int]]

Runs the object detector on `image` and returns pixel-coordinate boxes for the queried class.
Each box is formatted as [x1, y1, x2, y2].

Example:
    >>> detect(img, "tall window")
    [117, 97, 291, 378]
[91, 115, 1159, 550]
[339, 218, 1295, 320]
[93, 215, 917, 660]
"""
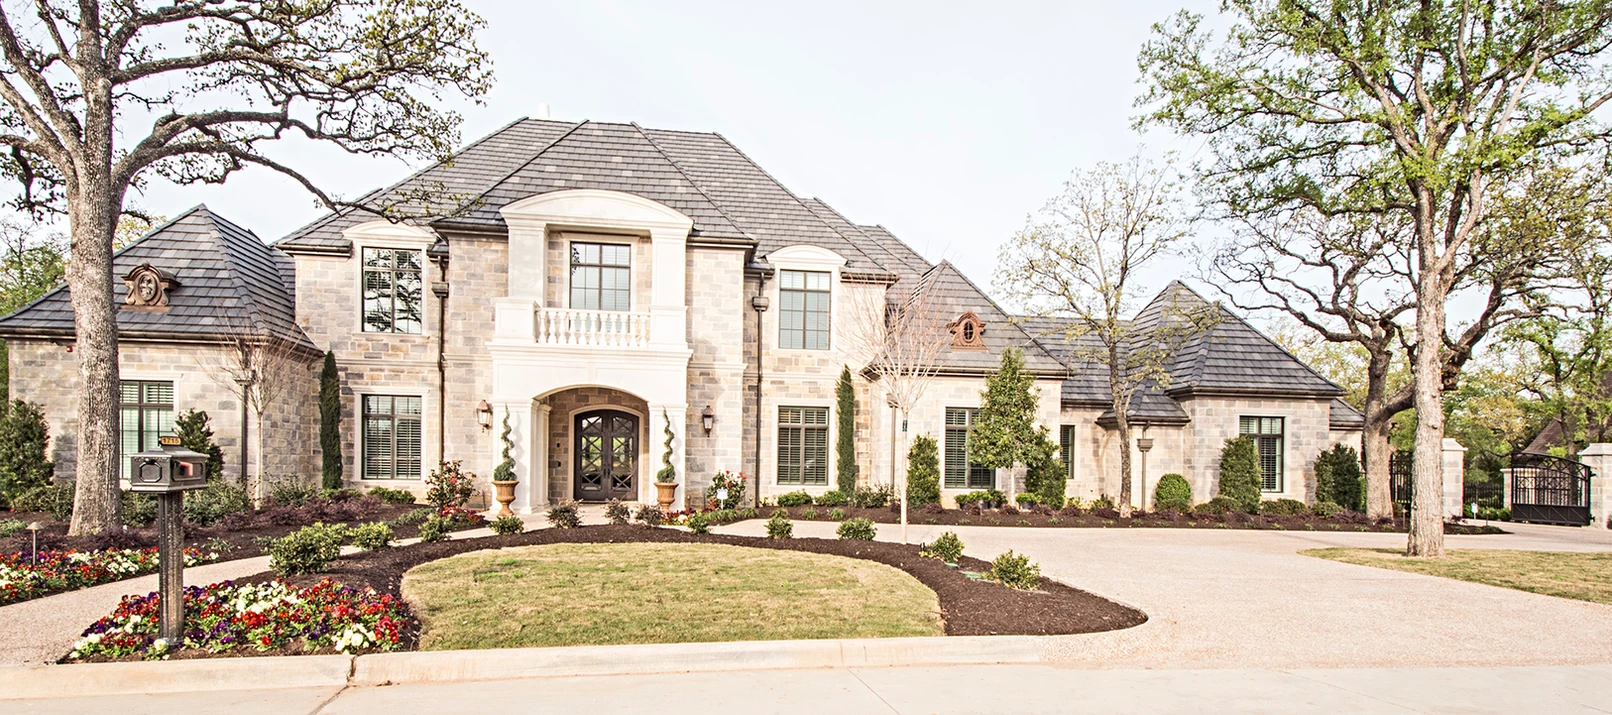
[362, 248, 423, 333]
[944, 407, 994, 489]
[119, 381, 173, 481]
[363, 395, 423, 480]
[777, 406, 829, 485]
[779, 269, 830, 350]
[570, 242, 631, 311]
[1060, 425, 1076, 480]
[1240, 416, 1285, 492]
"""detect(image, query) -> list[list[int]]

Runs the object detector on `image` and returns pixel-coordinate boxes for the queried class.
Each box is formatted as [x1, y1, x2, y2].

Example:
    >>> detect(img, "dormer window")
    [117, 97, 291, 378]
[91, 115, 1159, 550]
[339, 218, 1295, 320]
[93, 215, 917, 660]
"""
[948, 311, 986, 349]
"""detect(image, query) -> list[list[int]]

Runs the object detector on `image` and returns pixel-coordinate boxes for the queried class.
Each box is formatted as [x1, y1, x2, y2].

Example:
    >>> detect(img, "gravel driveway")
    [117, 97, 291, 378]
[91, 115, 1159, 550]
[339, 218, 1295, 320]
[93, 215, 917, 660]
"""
[718, 519, 1612, 670]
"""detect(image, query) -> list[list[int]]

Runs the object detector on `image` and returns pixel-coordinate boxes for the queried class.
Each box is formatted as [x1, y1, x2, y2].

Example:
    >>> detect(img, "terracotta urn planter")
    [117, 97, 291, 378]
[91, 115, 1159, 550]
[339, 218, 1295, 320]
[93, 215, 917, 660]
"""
[655, 481, 678, 512]
[492, 480, 518, 517]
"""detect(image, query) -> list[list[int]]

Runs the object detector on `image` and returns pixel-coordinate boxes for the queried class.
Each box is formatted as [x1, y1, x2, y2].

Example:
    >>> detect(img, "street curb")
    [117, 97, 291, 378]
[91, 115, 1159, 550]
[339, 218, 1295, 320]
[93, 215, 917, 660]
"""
[0, 636, 1056, 698]
[350, 635, 1051, 685]
[0, 654, 353, 699]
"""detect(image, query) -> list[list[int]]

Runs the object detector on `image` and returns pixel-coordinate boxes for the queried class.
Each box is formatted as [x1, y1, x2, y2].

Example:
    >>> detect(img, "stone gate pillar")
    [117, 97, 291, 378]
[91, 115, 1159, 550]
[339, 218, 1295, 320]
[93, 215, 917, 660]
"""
[1579, 443, 1612, 530]
[1442, 438, 1466, 520]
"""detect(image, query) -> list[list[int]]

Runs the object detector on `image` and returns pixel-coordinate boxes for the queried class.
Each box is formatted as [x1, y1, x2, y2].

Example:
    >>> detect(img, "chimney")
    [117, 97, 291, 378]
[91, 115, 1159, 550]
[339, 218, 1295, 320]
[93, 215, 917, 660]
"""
[535, 103, 551, 120]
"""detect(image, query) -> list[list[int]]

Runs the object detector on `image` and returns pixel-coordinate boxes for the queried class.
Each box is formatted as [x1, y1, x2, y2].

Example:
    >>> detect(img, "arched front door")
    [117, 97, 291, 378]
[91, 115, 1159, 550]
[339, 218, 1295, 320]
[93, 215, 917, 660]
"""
[574, 410, 639, 502]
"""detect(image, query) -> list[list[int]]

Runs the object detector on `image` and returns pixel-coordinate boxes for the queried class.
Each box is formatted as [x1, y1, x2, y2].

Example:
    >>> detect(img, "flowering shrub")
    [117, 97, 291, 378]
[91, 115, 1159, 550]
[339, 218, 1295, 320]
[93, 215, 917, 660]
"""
[425, 460, 476, 509]
[706, 471, 746, 510]
[1, 546, 222, 605]
[434, 505, 487, 527]
[67, 578, 409, 661]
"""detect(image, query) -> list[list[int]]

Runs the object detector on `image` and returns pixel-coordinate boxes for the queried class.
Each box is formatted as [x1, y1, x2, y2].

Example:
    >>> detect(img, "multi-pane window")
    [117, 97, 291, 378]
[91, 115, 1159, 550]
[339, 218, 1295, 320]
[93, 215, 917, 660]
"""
[944, 408, 995, 490]
[119, 381, 173, 481]
[779, 270, 830, 350]
[1060, 425, 1076, 480]
[777, 406, 829, 485]
[363, 395, 423, 480]
[361, 248, 423, 334]
[1240, 416, 1285, 492]
[569, 242, 631, 311]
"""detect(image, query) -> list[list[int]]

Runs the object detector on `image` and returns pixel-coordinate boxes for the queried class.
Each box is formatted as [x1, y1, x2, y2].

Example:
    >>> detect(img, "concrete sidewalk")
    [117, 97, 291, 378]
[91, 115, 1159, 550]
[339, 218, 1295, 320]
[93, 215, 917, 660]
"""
[10, 663, 1612, 714]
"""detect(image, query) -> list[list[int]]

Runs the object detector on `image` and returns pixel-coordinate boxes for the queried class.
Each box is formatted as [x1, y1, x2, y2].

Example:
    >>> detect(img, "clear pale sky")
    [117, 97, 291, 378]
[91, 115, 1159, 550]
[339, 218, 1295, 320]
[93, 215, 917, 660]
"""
[133, 0, 1216, 305]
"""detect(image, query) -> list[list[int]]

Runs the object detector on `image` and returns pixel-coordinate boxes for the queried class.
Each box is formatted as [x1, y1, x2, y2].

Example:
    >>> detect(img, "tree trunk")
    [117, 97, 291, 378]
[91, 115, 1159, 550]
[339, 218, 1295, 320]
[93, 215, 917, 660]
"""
[1361, 348, 1395, 519]
[65, 183, 121, 535]
[1115, 409, 1133, 518]
[1407, 234, 1449, 558]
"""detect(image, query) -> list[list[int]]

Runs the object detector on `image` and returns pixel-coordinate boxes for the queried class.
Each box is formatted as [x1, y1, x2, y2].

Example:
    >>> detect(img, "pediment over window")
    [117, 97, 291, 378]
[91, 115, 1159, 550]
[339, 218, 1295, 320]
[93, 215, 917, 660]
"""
[122, 263, 180, 310]
[948, 311, 986, 349]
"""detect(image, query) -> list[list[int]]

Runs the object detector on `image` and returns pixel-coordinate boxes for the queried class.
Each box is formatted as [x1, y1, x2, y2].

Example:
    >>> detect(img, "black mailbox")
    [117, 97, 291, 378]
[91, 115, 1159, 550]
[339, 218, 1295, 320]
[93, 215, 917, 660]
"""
[128, 436, 209, 493]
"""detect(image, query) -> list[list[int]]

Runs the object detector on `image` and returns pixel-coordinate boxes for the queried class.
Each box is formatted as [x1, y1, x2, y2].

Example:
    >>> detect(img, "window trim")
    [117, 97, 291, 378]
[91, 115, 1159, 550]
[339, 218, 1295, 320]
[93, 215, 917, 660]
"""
[777, 269, 832, 351]
[567, 239, 633, 312]
[1239, 415, 1286, 493]
[359, 393, 425, 481]
[358, 245, 427, 335]
[943, 407, 995, 490]
[776, 405, 831, 486]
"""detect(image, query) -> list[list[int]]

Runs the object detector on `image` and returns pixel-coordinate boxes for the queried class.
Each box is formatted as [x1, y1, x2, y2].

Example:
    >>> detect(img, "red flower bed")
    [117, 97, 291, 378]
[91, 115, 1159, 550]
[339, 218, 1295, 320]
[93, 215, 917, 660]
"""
[67, 578, 410, 661]
[0, 546, 221, 605]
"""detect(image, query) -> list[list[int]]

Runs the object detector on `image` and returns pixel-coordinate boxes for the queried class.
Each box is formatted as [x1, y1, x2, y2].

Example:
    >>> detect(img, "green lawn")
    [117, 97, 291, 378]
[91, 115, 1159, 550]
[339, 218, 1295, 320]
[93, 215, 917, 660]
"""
[1302, 548, 1612, 605]
[401, 542, 944, 650]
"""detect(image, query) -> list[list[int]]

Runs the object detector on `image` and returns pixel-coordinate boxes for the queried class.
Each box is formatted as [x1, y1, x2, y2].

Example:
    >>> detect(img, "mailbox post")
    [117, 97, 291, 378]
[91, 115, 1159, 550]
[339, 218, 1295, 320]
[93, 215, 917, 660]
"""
[129, 435, 209, 646]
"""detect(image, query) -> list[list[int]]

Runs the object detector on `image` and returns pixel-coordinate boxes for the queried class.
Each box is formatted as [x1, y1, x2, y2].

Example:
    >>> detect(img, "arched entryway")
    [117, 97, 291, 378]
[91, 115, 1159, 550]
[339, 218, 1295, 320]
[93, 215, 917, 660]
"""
[573, 409, 640, 501]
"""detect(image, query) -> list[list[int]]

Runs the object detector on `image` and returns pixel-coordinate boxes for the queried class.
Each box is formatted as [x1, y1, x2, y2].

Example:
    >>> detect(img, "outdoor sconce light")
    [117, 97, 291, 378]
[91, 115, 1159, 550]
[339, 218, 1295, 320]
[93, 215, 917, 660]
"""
[701, 405, 715, 434]
[476, 400, 494, 430]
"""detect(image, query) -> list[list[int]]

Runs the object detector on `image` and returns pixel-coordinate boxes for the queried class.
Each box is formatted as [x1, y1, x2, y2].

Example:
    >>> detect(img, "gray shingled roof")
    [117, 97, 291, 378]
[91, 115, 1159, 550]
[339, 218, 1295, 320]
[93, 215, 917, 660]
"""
[1329, 399, 1365, 431]
[1144, 282, 1344, 398]
[0, 206, 316, 351]
[1019, 282, 1345, 421]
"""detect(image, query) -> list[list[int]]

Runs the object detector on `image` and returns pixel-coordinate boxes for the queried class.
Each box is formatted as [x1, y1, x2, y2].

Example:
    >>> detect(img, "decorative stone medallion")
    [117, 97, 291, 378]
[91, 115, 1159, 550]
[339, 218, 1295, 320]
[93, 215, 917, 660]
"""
[122, 263, 179, 310]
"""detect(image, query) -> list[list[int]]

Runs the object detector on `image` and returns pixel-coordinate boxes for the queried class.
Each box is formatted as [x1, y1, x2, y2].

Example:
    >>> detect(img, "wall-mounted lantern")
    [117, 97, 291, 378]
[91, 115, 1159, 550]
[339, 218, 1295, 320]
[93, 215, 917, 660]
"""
[476, 400, 494, 430]
[701, 405, 715, 435]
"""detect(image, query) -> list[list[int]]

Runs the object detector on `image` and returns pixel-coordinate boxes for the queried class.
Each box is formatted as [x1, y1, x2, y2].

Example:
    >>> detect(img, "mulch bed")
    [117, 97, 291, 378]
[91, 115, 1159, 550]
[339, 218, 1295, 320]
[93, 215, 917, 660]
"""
[247, 524, 1149, 639]
[761, 505, 1508, 535]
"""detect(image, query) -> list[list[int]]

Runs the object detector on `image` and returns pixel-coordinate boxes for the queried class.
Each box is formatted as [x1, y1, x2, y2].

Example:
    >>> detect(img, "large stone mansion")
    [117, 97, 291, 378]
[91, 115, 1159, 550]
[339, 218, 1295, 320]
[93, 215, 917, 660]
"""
[0, 117, 1363, 511]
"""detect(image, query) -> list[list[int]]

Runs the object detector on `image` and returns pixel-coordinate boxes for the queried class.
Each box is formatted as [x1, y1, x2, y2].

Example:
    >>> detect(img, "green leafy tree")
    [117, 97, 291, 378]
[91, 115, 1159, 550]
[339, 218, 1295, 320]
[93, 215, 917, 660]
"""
[173, 409, 224, 482]
[1021, 431, 1065, 507]
[0, 0, 493, 535]
[1217, 436, 1261, 513]
[969, 348, 1040, 487]
[1139, 1, 1612, 556]
[835, 366, 857, 494]
[1317, 444, 1363, 511]
[319, 351, 342, 489]
[0, 399, 51, 503]
[906, 434, 940, 506]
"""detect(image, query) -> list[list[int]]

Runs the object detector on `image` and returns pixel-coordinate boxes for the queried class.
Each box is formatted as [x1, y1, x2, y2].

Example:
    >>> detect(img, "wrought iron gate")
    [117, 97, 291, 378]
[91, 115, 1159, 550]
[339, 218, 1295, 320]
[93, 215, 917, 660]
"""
[1389, 450, 1414, 514]
[1509, 452, 1592, 526]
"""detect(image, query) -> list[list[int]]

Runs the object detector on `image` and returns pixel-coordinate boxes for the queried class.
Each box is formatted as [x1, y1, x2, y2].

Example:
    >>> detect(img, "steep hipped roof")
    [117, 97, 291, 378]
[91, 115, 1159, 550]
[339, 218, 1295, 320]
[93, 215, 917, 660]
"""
[1144, 281, 1344, 398]
[277, 118, 893, 277]
[913, 262, 1068, 376]
[1019, 282, 1347, 426]
[1329, 399, 1365, 431]
[0, 206, 315, 351]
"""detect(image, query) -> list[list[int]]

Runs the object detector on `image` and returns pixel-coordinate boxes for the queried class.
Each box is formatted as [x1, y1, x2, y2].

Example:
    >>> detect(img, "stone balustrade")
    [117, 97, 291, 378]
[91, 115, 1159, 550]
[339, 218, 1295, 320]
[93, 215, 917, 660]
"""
[534, 307, 652, 347]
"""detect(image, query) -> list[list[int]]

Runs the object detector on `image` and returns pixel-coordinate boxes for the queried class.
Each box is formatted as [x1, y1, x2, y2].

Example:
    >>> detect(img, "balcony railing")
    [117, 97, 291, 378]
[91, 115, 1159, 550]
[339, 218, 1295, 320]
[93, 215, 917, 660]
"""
[535, 307, 652, 347]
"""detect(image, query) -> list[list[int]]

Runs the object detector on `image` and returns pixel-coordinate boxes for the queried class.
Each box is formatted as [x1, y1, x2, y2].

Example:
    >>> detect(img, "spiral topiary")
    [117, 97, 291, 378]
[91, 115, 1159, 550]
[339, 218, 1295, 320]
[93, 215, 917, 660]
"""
[492, 409, 516, 483]
[656, 409, 677, 483]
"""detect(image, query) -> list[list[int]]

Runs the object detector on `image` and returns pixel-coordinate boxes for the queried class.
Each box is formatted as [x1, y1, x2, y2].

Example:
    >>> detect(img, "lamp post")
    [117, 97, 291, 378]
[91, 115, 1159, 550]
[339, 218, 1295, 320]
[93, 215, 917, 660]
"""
[25, 521, 41, 564]
[235, 374, 254, 497]
[1136, 434, 1154, 513]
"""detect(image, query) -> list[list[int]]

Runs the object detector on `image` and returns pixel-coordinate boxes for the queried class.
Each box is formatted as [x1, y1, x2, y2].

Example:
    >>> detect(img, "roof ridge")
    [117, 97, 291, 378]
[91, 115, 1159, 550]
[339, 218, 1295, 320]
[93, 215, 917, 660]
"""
[205, 213, 274, 337]
[632, 123, 758, 243]
[456, 118, 591, 218]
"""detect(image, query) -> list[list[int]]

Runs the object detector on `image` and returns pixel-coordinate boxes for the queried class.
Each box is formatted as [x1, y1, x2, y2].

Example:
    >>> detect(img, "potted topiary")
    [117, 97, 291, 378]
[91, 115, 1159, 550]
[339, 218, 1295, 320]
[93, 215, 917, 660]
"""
[491, 410, 518, 517]
[654, 409, 678, 511]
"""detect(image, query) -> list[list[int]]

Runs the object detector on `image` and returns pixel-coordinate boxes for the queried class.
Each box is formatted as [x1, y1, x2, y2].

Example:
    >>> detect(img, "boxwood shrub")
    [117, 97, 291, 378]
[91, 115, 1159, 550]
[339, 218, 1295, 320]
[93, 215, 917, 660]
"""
[836, 517, 876, 540]
[1153, 473, 1192, 512]
[775, 490, 813, 507]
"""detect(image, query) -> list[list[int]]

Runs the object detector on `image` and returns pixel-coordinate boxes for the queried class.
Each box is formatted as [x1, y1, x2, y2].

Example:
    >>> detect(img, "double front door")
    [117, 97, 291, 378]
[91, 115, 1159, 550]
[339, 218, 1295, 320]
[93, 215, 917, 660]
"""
[574, 410, 639, 502]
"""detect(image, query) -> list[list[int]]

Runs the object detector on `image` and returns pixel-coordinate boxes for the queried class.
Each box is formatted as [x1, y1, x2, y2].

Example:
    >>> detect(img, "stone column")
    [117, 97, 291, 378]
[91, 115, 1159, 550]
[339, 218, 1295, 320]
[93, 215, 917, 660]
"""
[648, 228, 688, 349]
[531, 403, 551, 513]
[646, 404, 688, 507]
[1578, 443, 1612, 530]
[1442, 438, 1466, 520]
